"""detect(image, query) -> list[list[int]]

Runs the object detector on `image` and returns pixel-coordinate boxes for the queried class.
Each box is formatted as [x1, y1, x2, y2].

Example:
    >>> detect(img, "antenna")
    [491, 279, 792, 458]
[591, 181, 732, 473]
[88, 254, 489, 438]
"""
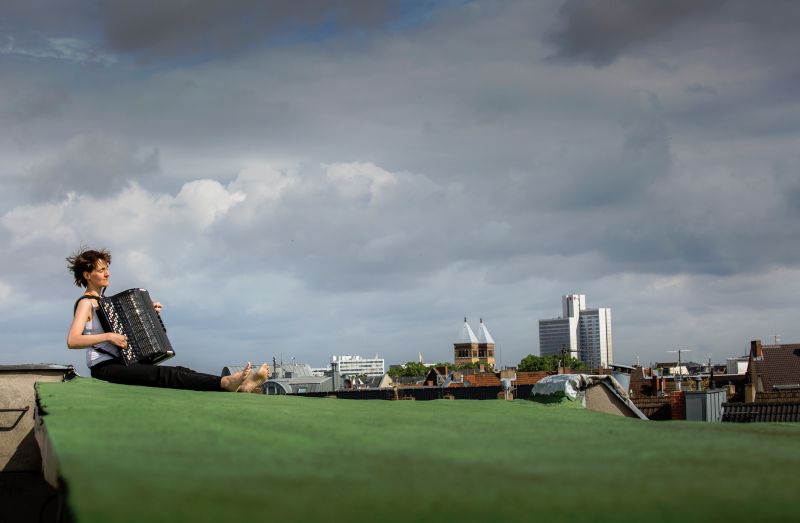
[773, 333, 782, 345]
[667, 349, 692, 391]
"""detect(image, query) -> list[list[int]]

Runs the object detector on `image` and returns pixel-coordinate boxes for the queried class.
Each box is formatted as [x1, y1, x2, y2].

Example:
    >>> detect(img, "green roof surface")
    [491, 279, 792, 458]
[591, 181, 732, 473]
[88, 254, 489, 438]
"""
[37, 378, 800, 523]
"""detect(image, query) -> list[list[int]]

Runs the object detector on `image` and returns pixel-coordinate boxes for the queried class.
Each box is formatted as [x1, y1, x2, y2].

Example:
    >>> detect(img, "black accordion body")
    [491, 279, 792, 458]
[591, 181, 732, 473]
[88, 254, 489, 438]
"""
[97, 288, 175, 366]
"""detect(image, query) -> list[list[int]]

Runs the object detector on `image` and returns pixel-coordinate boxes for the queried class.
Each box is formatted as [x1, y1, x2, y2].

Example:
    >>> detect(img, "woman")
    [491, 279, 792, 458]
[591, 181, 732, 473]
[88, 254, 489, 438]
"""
[66, 247, 269, 392]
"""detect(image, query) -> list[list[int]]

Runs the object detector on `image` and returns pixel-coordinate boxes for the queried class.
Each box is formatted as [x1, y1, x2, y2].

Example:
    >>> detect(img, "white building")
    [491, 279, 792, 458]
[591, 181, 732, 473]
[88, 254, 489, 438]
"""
[578, 307, 613, 370]
[726, 357, 749, 375]
[538, 294, 613, 369]
[331, 354, 385, 377]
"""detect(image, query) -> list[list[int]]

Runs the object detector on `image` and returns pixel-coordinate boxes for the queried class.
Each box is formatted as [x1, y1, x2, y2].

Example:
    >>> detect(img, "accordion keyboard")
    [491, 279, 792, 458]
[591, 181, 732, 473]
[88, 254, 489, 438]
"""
[97, 288, 175, 366]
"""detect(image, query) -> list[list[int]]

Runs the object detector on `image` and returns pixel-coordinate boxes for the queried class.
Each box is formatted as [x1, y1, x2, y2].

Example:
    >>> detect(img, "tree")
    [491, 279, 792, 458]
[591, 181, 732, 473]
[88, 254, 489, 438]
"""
[517, 354, 587, 372]
[388, 360, 497, 378]
[451, 361, 494, 371]
[518, 354, 556, 372]
[563, 356, 587, 371]
[388, 361, 429, 378]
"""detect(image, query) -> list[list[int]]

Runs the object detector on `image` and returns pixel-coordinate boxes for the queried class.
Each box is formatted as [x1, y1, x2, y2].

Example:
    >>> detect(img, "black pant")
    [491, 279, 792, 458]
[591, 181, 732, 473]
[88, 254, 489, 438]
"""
[90, 360, 223, 392]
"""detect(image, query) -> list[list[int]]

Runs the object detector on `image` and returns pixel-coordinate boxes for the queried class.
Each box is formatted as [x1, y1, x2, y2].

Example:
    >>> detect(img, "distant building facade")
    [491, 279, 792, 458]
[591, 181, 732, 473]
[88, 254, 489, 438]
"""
[726, 357, 749, 375]
[538, 294, 613, 368]
[453, 318, 496, 368]
[331, 354, 385, 377]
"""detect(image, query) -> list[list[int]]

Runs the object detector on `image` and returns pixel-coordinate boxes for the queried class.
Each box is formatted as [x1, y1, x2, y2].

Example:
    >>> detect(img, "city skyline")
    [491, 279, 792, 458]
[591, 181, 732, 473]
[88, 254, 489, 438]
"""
[2, 1, 799, 376]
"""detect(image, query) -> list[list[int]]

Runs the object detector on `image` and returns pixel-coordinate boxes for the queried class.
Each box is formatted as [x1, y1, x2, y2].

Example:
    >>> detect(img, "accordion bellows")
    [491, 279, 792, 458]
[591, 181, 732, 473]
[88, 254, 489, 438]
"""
[97, 288, 176, 366]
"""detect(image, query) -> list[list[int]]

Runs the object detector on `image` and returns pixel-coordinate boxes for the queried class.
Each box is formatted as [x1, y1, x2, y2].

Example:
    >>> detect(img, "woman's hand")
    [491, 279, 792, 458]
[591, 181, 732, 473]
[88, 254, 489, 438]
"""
[153, 301, 163, 314]
[106, 332, 128, 349]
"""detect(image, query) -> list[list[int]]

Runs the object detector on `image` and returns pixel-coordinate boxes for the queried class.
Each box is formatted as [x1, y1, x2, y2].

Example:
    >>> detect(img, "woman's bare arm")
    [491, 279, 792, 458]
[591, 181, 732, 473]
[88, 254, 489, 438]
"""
[66, 299, 127, 350]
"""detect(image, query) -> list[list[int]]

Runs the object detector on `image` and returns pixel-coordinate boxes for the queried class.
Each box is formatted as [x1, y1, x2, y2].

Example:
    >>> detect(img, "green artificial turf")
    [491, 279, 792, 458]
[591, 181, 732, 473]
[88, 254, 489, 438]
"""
[37, 378, 800, 523]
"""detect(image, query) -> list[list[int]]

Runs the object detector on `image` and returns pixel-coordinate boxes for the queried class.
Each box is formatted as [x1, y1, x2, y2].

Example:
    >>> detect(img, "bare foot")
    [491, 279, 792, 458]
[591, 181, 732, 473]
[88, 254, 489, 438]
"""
[237, 363, 270, 393]
[221, 362, 252, 392]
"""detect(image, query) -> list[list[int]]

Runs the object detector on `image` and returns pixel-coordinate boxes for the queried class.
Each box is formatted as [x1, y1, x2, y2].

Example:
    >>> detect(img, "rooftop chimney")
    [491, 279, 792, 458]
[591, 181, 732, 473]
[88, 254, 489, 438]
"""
[750, 340, 763, 359]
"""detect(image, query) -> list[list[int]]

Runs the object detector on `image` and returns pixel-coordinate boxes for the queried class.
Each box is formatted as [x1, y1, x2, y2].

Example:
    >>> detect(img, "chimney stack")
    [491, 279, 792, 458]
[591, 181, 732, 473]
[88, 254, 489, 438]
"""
[750, 340, 763, 359]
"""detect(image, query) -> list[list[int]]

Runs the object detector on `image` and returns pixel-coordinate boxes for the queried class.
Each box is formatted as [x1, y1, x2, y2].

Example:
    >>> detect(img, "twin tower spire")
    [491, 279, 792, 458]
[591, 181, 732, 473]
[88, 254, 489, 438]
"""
[453, 318, 496, 368]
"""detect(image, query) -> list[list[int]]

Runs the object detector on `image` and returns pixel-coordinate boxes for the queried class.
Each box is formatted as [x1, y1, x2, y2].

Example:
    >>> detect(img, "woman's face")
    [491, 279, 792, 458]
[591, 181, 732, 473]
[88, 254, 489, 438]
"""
[84, 260, 110, 289]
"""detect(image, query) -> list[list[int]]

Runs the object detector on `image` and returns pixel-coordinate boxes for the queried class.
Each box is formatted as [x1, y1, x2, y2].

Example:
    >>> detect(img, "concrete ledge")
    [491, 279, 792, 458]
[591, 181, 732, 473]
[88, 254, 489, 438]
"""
[0, 364, 74, 522]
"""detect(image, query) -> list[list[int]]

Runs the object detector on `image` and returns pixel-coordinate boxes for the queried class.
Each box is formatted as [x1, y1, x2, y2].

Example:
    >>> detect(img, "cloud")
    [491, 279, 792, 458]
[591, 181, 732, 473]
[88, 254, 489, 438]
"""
[544, 0, 723, 66]
[1, 1, 433, 70]
[102, 0, 393, 61]
[218, 162, 460, 291]
[0, 35, 117, 65]
[559, 90, 671, 208]
[174, 180, 246, 230]
[544, 0, 800, 75]
[23, 134, 160, 202]
[0, 196, 81, 250]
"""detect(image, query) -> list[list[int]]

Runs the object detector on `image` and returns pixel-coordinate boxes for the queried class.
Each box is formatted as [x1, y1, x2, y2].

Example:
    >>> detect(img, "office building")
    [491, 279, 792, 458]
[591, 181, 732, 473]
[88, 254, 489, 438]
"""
[538, 294, 613, 368]
[330, 354, 385, 377]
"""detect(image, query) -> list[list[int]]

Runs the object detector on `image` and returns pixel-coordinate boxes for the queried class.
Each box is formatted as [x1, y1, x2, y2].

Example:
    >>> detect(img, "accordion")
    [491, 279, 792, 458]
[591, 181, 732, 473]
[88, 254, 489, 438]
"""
[97, 288, 175, 366]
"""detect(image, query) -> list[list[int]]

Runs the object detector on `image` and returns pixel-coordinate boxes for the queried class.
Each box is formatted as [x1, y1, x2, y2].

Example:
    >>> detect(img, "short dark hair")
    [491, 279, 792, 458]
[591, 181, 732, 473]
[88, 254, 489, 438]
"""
[66, 247, 112, 288]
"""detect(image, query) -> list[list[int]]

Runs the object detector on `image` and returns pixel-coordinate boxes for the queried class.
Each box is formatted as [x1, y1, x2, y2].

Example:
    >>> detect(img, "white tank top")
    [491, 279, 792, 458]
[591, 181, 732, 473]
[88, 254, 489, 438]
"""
[82, 302, 121, 367]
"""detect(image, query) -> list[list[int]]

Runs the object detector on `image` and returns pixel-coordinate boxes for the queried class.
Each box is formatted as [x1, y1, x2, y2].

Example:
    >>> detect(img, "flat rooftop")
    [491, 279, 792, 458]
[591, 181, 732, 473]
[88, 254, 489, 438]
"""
[36, 378, 800, 523]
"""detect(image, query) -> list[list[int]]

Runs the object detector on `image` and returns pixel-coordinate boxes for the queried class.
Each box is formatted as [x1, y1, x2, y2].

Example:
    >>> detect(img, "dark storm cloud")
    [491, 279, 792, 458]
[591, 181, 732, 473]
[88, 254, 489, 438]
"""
[0, 1, 98, 35]
[544, 0, 725, 66]
[106, 0, 394, 57]
[2, 0, 406, 62]
[102, 0, 392, 60]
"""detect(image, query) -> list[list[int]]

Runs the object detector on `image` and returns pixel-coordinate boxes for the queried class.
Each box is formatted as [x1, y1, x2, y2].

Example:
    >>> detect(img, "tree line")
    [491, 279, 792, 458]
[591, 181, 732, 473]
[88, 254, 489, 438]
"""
[388, 354, 586, 377]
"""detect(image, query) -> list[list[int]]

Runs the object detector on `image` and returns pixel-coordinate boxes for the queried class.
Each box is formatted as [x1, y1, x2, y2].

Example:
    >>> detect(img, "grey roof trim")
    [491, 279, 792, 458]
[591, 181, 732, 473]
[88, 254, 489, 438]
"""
[599, 381, 649, 420]
[0, 364, 75, 372]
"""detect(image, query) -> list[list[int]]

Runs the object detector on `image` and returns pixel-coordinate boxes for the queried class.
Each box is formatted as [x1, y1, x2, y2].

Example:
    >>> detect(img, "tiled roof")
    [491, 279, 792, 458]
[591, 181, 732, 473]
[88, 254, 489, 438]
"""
[762, 343, 800, 350]
[464, 373, 501, 387]
[393, 376, 424, 385]
[456, 371, 566, 387]
[514, 371, 550, 385]
[755, 390, 800, 403]
[755, 346, 800, 391]
[722, 402, 800, 422]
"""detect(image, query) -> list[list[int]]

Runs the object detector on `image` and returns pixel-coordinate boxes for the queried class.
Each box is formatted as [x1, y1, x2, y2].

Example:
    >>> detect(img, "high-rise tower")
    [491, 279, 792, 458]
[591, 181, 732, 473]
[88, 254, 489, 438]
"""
[538, 294, 613, 368]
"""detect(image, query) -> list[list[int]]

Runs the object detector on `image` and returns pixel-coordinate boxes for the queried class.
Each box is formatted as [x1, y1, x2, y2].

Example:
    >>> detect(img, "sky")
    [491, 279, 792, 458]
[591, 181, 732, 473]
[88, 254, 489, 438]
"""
[2, 0, 799, 376]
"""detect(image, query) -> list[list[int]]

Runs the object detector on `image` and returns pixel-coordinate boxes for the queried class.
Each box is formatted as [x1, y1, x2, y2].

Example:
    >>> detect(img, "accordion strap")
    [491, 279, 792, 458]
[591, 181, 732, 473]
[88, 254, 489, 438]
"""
[73, 294, 120, 361]
[73, 293, 105, 313]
